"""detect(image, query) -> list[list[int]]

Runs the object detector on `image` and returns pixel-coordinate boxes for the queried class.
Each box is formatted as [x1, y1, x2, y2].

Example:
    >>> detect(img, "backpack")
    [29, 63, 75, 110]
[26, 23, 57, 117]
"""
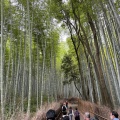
[62, 116, 69, 120]
[62, 106, 67, 111]
[74, 111, 79, 117]
[46, 109, 56, 119]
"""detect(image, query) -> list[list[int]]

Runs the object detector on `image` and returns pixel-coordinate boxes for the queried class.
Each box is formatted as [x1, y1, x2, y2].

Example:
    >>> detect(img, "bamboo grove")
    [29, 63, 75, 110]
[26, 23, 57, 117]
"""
[50, 0, 120, 108]
[0, 0, 66, 119]
[0, 0, 120, 119]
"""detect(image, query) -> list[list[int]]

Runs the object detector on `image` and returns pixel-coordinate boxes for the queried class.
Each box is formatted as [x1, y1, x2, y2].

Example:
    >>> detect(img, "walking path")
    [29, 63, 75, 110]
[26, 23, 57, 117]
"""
[67, 103, 84, 120]
[59, 103, 84, 120]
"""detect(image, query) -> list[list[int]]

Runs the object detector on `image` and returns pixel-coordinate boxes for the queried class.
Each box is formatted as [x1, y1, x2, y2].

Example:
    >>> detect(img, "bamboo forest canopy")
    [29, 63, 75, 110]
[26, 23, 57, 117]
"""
[0, 0, 120, 119]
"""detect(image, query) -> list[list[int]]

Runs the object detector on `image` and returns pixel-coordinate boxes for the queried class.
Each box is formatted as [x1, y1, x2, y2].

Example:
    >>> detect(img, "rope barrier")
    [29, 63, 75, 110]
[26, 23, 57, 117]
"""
[90, 111, 108, 120]
[55, 110, 62, 120]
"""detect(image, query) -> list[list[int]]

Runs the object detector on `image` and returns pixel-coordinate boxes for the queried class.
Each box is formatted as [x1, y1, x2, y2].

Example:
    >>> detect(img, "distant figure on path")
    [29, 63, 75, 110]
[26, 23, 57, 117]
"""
[84, 112, 90, 120]
[110, 111, 119, 120]
[68, 107, 74, 120]
[62, 111, 69, 120]
[62, 102, 67, 114]
[74, 108, 80, 120]
[46, 109, 56, 120]
[66, 101, 68, 108]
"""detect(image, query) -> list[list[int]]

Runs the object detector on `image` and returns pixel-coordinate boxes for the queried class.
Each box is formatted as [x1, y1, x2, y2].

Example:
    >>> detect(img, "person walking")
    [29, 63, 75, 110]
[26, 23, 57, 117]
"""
[62, 103, 67, 115]
[74, 108, 80, 120]
[68, 107, 74, 120]
[66, 101, 68, 108]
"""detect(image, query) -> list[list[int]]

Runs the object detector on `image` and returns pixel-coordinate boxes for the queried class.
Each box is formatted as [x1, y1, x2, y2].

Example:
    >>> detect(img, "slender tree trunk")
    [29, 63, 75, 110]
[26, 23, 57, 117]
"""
[102, 22, 120, 105]
[22, 31, 26, 113]
[87, 13, 112, 106]
[66, 21, 85, 99]
[47, 69, 50, 104]
[50, 42, 54, 102]
[40, 40, 46, 108]
[8, 59, 14, 117]
[73, 80, 82, 98]
[1, 0, 4, 119]
[36, 35, 39, 110]
[99, 4, 120, 104]
[84, 46, 96, 103]
[96, 20, 116, 106]
[108, 0, 120, 29]
[27, 0, 32, 117]
[13, 38, 21, 113]
[4, 40, 11, 106]
[100, 1, 120, 91]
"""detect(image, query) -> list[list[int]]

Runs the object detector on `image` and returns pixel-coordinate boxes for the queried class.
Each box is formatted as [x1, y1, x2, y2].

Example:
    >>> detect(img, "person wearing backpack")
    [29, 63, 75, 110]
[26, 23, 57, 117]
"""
[68, 107, 74, 120]
[62, 103, 67, 114]
[46, 109, 56, 120]
[74, 108, 80, 120]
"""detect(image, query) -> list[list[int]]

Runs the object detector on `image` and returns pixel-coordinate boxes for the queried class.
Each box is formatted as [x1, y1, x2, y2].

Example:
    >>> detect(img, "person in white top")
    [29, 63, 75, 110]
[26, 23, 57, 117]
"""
[62, 103, 67, 114]
[68, 107, 74, 120]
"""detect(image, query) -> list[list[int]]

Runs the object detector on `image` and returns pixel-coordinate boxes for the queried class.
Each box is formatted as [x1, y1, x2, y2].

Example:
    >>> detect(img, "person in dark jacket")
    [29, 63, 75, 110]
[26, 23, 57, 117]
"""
[62, 103, 67, 114]
[66, 101, 68, 108]
[46, 109, 56, 120]
[74, 108, 80, 120]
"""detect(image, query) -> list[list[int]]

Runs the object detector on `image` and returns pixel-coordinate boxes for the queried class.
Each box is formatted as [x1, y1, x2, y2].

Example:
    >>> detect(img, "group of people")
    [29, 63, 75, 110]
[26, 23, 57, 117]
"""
[61, 101, 80, 120]
[62, 109, 119, 120]
[46, 101, 119, 120]
[61, 101, 120, 120]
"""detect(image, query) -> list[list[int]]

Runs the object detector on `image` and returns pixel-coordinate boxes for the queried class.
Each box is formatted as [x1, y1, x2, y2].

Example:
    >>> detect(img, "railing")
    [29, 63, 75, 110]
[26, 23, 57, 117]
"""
[77, 99, 109, 120]
[55, 110, 62, 120]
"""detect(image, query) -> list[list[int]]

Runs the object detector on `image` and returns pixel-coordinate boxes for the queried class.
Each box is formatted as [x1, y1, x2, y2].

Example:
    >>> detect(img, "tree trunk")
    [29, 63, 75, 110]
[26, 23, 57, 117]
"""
[87, 13, 112, 106]
[1, 0, 4, 119]
[27, 0, 32, 118]
[40, 40, 46, 108]
[22, 31, 27, 113]
[36, 35, 39, 109]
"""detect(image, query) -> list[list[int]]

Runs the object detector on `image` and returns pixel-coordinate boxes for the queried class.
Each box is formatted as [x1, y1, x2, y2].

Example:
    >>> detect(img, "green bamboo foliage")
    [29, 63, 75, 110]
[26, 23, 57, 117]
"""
[0, 0, 120, 119]
[50, 0, 120, 107]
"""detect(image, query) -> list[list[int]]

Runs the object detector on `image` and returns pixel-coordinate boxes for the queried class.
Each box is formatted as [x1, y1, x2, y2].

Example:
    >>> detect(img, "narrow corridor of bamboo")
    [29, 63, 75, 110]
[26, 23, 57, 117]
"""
[0, 0, 120, 119]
